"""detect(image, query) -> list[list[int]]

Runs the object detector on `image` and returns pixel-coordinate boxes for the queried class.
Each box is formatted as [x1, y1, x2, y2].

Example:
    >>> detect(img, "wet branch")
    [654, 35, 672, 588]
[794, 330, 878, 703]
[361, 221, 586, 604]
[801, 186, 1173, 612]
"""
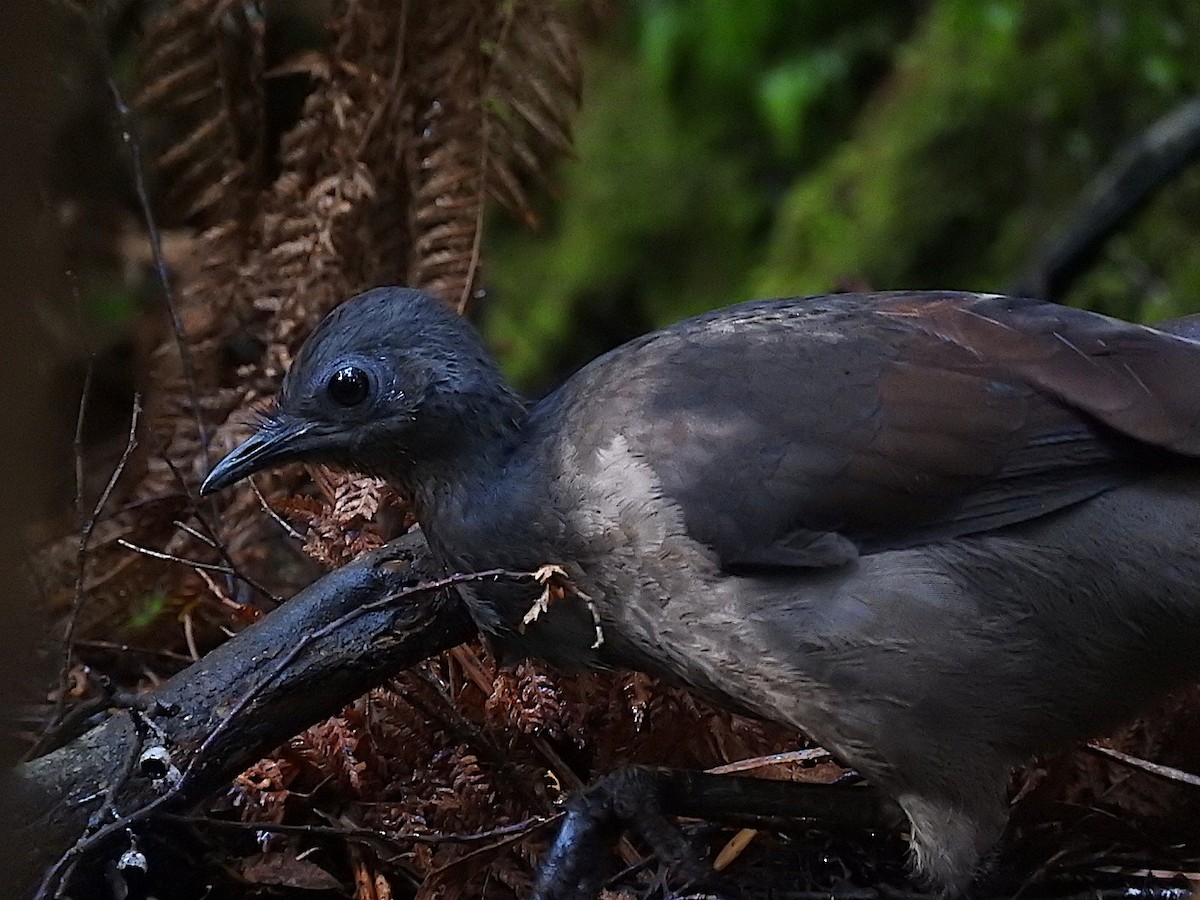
[6, 532, 481, 898]
[1013, 95, 1200, 301]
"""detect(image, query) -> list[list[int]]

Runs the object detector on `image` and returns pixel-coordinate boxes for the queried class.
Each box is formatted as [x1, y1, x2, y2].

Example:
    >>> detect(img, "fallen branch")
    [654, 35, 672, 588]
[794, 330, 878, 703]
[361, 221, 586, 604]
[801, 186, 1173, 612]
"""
[4, 531, 479, 898]
[1013, 94, 1200, 301]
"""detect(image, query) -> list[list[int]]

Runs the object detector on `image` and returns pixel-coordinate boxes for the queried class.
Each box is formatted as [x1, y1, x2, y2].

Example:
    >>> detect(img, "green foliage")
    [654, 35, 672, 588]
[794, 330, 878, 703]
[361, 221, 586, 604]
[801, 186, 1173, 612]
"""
[125, 591, 170, 631]
[484, 0, 1200, 388]
[758, 0, 1200, 315]
[485, 51, 761, 389]
[486, 0, 916, 388]
[86, 281, 140, 329]
[1068, 165, 1200, 323]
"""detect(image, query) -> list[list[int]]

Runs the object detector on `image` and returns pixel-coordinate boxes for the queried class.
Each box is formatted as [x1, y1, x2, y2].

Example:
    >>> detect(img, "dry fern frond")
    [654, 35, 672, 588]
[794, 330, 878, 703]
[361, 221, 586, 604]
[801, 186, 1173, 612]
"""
[405, 0, 583, 311]
[232, 755, 300, 824]
[138, 0, 267, 223]
[485, 661, 580, 743]
[483, 2, 582, 218]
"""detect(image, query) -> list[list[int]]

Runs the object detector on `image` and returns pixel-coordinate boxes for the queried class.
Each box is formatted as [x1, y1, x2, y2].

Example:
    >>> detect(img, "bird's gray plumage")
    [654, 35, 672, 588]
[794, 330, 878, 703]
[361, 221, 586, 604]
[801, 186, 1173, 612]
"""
[202, 286, 1200, 892]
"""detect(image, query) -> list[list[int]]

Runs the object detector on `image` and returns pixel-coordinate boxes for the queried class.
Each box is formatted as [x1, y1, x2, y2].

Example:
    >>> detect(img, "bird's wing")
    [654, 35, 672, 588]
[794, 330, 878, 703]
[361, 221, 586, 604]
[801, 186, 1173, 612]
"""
[546, 291, 1200, 570]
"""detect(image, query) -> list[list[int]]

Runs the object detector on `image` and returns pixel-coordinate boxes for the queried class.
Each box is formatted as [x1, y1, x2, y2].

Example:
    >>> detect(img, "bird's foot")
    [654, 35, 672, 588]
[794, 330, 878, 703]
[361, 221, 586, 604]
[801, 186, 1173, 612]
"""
[533, 766, 721, 900]
[533, 765, 908, 900]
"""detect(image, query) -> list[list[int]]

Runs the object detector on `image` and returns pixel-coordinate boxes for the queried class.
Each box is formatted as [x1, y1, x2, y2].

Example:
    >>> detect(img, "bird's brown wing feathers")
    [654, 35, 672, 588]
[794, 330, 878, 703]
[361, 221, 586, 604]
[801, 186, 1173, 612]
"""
[549, 292, 1200, 569]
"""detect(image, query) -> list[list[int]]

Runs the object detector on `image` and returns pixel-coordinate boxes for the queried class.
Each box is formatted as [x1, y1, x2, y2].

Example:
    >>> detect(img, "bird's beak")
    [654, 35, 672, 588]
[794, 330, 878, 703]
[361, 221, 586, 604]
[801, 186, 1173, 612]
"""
[200, 419, 313, 496]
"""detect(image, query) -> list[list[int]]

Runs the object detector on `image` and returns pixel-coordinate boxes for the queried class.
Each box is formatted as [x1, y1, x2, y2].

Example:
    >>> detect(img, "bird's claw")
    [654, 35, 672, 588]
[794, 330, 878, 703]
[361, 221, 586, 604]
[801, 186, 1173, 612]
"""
[521, 564, 605, 649]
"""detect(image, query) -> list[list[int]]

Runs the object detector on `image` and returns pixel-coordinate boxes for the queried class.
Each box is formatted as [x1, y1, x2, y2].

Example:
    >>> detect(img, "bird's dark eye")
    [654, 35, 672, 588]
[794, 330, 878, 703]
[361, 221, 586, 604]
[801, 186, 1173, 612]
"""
[327, 366, 370, 406]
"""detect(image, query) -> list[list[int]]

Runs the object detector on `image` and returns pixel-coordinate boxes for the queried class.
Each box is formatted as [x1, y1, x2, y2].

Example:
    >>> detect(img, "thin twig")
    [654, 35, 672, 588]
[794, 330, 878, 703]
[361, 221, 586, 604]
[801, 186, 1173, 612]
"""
[193, 569, 247, 621]
[54, 394, 142, 729]
[706, 747, 833, 775]
[1086, 743, 1200, 789]
[166, 812, 555, 846]
[171, 519, 220, 549]
[427, 818, 555, 885]
[115, 537, 238, 577]
[158, 453, 282, 604]
[66, 266, 94, 522]
[73, 358, 94, 523]
[182, 611, 200, 662]
[250, 476, 306, 541]
[73, 640, 194, 664]
[99, 27, 208, 461]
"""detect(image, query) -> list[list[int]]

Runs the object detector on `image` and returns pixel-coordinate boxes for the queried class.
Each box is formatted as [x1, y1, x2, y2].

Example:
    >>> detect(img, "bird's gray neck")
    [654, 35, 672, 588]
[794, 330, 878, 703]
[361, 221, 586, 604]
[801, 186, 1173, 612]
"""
[400, 390, 551, 570]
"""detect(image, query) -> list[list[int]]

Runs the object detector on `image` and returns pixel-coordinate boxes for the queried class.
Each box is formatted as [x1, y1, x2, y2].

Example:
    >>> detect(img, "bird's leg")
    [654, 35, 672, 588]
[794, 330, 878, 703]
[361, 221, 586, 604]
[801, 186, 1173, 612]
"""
[533, 767, 714, 900]
[532, 765, 907, 900]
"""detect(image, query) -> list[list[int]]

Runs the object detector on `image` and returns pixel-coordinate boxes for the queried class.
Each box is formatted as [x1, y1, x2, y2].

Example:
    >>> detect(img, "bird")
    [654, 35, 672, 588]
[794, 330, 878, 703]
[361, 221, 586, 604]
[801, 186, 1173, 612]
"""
[202, 286, 1200, 893]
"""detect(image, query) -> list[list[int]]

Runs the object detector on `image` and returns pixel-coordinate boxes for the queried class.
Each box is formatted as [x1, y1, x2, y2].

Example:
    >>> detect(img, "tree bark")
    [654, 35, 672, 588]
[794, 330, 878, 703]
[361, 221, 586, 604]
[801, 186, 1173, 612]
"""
[5, 531, 477, 897]
[1013, 95, 1200, 301]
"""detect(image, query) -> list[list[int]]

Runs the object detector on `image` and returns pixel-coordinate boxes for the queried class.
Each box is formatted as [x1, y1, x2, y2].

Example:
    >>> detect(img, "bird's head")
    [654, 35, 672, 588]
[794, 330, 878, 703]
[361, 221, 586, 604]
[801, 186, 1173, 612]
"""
[200, 287, 522, 496]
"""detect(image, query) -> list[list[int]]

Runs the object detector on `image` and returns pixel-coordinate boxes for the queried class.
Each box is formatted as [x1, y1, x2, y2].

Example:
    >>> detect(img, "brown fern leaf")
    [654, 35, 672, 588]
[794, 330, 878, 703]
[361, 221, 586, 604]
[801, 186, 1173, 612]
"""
[232, 756, 300, 824]
[331, 471, 385, 525]
[138, 0, 267, 222]
[258, 0, 415, 335]
[483, 2, 582, 220]
[300, 512, 351, 570]
[288, 711, 371, 795]
[360, 685, 432, 786]
[485, 661, 578, 743]
[404, 1, 491, 309]
[294, 465, 392, 566]
[404, 0, 582, 312]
